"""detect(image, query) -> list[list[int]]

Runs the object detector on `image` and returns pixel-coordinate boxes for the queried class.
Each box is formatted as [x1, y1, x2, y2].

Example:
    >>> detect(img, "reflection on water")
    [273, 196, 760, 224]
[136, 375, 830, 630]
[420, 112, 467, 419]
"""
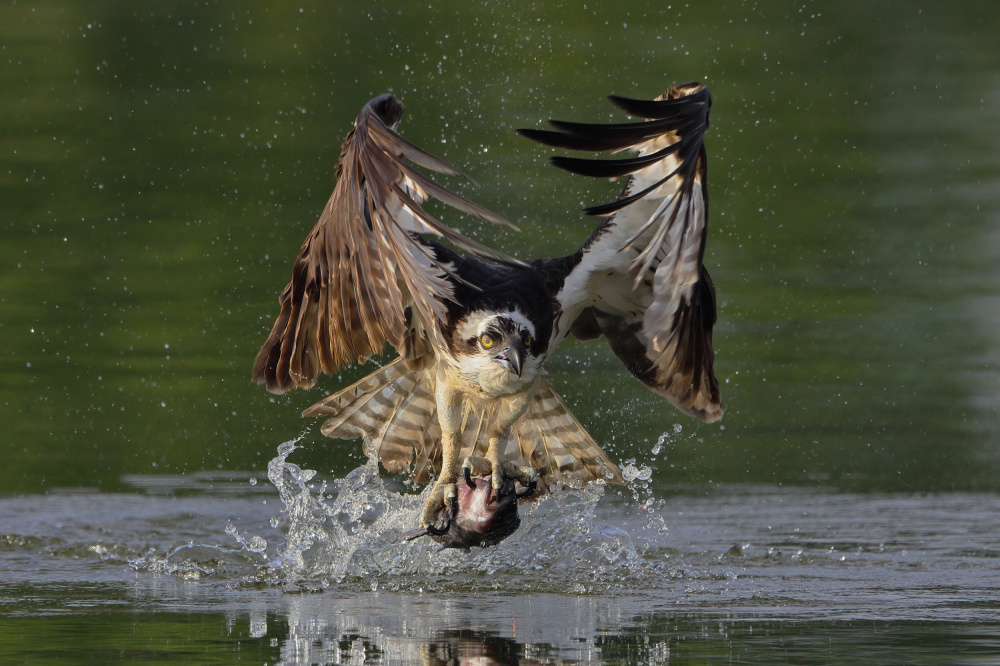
[266, 600, 1000, 665]
[2, 604, 998, 664]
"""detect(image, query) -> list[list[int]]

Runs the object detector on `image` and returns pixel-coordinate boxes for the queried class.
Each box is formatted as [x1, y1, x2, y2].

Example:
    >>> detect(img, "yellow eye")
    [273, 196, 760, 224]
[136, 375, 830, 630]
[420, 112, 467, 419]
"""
[525, 334, 533, 347]
[480, 334, 494, 348]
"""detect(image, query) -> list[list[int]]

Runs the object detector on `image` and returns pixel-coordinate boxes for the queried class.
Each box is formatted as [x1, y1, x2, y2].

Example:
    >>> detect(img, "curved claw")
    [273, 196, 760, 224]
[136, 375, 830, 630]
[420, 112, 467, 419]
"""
[424, 520, 450, 536]
[424, 491, 458, 535]
[515, 478, 537, 499]
[464, 466, 476, 489]
[418, 481, 458, 533]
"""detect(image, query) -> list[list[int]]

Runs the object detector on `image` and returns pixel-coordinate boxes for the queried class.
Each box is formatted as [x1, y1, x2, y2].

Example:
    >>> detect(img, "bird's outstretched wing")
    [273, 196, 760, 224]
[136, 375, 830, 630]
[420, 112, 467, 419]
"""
[253, 94, 523, 393]
[519, 82, 722, 422]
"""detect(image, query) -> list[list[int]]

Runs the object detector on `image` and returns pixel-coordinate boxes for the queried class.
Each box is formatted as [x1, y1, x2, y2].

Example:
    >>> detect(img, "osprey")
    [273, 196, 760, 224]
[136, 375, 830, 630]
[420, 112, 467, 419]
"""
[253, 82, 722, 533]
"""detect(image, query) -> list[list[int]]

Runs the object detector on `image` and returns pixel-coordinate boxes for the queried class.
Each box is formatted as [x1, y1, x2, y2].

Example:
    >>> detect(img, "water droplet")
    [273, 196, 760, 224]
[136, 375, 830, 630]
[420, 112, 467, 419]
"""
[246, 536, 267, 553]
[622, 463, 652, 483]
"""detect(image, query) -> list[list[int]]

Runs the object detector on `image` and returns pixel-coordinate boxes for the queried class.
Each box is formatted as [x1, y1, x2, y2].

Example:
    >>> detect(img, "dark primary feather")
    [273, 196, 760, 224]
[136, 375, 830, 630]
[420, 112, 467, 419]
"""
[252, 94, 522, 393]
[549, 144, 684, 179]
[607, 85, 711, 119]
[519, 83, 709, 219]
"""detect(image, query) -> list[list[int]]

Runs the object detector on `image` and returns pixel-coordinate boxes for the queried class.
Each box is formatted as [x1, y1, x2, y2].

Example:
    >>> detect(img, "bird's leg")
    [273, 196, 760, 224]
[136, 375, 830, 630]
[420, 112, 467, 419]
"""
[419, 380, 463, 530]
[462, 451, 538, 495]
[465, 380, 539, 498]
[482, 428, 511, 499]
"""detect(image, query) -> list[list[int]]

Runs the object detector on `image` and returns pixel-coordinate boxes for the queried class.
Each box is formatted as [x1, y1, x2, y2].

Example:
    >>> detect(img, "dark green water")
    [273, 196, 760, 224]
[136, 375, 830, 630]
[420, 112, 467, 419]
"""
[2, 1, 999, 662]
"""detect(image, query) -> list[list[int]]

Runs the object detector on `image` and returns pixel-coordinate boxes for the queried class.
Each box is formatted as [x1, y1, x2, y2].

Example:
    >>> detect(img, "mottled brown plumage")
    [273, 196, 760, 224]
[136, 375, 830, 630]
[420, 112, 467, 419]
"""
[252, 94, 522, 393]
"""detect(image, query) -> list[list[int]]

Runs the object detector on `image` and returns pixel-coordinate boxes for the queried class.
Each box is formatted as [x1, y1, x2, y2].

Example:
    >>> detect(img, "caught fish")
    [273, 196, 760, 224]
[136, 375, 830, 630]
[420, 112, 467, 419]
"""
[405, 470, 536, 550]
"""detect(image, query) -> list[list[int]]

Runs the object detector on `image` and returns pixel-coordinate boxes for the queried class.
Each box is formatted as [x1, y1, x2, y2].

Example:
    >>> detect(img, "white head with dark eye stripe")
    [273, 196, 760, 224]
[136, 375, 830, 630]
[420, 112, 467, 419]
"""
[452, 310, 544, 394]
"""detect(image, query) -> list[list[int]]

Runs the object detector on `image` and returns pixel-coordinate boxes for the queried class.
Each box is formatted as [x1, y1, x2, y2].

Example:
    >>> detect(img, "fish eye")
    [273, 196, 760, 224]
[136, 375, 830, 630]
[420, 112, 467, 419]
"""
[480, 334, 494, 348]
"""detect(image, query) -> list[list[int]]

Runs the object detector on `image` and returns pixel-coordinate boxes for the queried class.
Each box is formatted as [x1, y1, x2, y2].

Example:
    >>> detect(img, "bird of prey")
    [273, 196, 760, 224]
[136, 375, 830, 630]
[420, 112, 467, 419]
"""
[252, 81, 722, 532]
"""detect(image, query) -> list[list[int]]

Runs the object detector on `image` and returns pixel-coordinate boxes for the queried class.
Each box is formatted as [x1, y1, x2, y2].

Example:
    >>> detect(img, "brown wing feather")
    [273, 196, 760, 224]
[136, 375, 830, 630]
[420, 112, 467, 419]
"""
[253, 94, 523, 393]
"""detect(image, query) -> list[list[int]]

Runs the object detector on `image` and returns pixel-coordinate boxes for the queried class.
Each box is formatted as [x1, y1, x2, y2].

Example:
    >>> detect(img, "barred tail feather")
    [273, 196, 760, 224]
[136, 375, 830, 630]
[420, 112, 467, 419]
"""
[302, 362, 621, 488]
[301, 359, 438, 475]
[511, 379, 623, 486]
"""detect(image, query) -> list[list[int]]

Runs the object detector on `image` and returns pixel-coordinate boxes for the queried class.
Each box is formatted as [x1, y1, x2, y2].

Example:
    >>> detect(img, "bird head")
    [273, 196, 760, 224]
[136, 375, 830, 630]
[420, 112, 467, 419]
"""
[455, 310, 543, 384]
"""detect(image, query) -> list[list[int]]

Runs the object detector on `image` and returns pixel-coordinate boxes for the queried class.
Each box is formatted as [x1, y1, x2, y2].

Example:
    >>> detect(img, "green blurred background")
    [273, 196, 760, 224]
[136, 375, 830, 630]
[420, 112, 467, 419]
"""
[2, 0, 998, 494]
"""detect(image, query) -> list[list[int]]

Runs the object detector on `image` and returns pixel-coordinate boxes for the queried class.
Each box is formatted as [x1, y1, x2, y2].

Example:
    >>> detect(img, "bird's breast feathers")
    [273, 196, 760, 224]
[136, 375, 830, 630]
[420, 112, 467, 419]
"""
[443, 350, 546, 399]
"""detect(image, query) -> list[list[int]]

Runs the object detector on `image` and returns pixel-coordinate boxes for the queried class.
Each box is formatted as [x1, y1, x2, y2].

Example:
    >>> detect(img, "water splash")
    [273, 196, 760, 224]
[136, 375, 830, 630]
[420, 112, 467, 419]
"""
[229, 438, 675, 592]
[128, 542, 259, 580]
[651, 423, 683, 457]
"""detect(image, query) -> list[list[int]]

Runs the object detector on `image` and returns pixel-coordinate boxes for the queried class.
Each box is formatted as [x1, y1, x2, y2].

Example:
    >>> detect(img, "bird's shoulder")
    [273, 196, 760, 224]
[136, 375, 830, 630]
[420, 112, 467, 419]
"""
[422, 240, 557, 347]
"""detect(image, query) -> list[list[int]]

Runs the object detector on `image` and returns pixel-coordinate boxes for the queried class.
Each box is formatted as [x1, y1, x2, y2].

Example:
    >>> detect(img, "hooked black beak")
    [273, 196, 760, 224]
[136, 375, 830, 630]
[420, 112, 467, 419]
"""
[495, 338, 526, 377]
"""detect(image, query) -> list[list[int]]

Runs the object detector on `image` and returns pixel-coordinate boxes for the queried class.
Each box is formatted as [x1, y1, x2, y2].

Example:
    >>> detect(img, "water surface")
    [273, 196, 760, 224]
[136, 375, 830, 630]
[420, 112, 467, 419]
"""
[2, 445, 999, 662]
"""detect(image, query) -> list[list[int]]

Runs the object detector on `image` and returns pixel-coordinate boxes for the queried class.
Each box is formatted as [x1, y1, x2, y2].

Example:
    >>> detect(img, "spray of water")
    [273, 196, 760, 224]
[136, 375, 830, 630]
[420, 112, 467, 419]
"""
[124, 432, 683, 590]
[218, 437, 679, 592]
